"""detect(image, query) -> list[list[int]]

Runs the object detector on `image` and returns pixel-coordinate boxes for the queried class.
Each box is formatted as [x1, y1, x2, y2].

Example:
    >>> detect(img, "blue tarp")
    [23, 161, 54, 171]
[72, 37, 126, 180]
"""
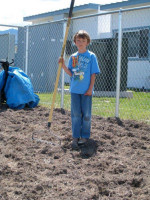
[0, 66, 40, 109]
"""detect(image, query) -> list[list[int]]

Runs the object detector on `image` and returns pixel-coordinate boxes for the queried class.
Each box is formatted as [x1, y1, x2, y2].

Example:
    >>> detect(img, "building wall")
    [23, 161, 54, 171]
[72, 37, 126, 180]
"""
[72, 12, 112, 40]
[73, 16, 98, 39]
[127, 60, 150, 89]
[112, 9, 150, 30]
[31, 16, 53, 25]
[97, 14, 112, 39]
[111, 8, 150, 89]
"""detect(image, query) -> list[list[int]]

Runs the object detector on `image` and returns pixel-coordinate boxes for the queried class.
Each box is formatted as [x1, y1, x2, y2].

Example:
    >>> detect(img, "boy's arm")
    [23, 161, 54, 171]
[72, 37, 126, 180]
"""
[84, 73, 96, 96]
[59, 57, 72, 77]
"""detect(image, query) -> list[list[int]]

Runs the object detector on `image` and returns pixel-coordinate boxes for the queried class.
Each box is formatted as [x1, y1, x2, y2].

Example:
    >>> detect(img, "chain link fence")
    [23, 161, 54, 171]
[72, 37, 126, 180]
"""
[0, 5, 150, 123]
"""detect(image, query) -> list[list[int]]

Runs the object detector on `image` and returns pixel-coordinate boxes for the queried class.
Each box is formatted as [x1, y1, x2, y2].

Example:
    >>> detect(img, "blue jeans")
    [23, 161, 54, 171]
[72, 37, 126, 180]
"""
[71, 93, 92, 139]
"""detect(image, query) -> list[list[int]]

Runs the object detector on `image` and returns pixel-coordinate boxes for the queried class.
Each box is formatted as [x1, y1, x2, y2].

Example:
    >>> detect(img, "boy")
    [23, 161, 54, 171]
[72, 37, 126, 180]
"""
[59, 30, 100, 150]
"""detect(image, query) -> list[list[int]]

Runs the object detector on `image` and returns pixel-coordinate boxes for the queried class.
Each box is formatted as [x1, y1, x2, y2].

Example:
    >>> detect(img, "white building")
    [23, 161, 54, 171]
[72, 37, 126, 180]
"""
[24, 0, 150, 90]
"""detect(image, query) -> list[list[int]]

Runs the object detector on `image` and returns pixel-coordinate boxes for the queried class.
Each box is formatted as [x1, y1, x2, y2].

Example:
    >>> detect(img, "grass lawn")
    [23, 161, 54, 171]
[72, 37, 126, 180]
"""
[37, 91, 150, 123]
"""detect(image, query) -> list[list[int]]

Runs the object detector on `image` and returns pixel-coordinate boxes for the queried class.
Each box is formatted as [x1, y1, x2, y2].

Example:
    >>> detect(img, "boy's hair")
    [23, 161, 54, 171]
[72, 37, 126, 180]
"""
[73, 30, 91, 44]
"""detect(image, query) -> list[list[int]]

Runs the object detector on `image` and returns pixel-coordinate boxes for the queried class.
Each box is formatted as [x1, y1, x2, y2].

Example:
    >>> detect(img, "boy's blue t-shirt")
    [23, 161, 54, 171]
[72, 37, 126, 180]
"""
[68, 50, 100, 94]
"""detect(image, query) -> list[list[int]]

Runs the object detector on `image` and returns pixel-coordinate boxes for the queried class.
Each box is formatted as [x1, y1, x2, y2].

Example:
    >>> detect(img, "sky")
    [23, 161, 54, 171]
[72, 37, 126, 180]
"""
[0, 0, 123, 28]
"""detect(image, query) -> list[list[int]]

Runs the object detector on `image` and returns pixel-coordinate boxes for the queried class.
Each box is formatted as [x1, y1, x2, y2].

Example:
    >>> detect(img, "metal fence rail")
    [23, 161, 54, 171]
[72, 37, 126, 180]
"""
[0, 5, 150, 123]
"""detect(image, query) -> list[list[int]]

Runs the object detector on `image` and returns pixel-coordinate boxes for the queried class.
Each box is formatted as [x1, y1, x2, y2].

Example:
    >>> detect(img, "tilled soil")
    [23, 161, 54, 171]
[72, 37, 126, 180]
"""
[0, 105, 150, 200]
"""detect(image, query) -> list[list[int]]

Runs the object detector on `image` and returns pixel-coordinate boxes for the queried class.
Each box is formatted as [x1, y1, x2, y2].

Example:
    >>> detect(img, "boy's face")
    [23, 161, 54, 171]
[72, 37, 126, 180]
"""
[75, 36, 89, 53]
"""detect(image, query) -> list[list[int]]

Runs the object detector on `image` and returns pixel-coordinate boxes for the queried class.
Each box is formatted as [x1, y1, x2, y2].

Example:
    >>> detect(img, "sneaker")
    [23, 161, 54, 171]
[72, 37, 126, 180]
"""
[78, 138, 88, 145]
[71, 138, 79, 150]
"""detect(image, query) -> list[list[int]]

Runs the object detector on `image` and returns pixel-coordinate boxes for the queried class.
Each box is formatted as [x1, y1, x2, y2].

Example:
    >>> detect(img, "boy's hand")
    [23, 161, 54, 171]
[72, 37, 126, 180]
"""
[84, 74, 96, 96]
[58, 57, 65, 67]
[84, 89, 92, 96]
[58, 57, 72, 77]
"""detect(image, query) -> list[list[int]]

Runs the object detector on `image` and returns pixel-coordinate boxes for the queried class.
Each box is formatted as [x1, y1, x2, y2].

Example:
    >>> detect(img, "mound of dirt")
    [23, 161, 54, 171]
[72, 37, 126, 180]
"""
[0, 106, 150, 200]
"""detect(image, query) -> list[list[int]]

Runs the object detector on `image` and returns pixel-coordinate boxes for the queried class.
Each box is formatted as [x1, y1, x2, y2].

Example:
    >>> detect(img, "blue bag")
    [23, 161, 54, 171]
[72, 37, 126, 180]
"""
[0, 66, 40, 109]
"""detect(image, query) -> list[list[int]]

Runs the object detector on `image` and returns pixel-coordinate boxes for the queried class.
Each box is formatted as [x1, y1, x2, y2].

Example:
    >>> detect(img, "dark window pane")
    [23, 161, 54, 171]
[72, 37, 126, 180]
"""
[123, 32, 140, 58]
[139, 29, 149, 58]
[115, 29, 149, 58]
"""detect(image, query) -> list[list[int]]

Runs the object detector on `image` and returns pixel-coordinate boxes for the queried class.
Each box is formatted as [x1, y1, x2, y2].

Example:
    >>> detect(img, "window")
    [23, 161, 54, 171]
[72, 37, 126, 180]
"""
[115, 29, 149, 59]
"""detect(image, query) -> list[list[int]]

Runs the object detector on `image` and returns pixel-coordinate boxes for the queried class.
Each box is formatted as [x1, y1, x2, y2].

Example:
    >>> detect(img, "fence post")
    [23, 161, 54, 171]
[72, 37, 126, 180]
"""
[8, 33, 10, 62]
[61, 20, 67, 109]
[115, 9, 123, 118]
[25, 26, 29, 75]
